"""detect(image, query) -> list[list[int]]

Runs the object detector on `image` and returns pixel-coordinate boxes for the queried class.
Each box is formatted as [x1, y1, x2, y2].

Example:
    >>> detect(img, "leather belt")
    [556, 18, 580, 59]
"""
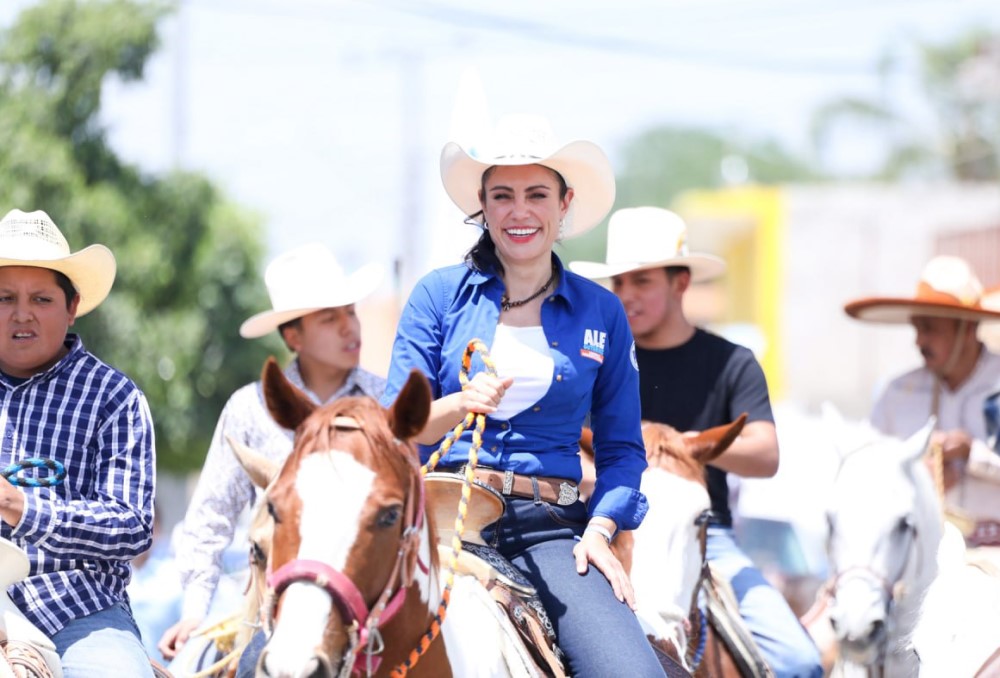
[449, 466, 579, 506]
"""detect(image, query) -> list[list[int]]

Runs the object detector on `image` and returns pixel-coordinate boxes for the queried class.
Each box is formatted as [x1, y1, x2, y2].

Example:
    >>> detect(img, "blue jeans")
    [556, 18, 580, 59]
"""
[51, 600, 154, 678]
[482, 496, 664, 678]
[706, 526, 823, 678]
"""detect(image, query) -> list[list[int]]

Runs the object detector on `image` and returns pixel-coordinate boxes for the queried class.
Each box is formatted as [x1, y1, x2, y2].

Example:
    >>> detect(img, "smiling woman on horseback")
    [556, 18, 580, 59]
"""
[381, 114, 663, 677]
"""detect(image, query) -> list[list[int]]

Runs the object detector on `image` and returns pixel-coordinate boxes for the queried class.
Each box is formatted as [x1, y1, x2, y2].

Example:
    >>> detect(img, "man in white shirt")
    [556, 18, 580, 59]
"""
[844, 255, 1000, 543]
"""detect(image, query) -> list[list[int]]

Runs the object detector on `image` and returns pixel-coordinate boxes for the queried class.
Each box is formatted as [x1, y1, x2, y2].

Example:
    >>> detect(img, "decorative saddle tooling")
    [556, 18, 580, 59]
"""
[700, 563, 774, 678]
[425, 472, 567, 678]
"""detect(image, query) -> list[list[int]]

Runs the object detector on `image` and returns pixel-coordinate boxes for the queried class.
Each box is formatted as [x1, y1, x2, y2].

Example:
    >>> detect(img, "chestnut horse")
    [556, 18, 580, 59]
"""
[249, 359, 539, 678]
[580, 415, 758, 677]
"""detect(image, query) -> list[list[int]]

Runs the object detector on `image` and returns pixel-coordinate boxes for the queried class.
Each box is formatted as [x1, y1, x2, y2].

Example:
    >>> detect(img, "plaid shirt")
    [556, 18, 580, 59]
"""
[0, 335, 156, 635]
[176, 360, 386, 621]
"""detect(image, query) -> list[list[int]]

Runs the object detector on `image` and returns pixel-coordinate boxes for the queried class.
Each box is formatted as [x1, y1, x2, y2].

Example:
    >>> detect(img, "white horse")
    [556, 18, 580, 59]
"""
[823, 410, 942, 677]
[909, 522, 1000, 677]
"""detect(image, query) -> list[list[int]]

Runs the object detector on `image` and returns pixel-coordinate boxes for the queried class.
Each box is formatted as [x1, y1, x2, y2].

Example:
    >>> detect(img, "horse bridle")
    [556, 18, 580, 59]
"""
[827, 518, 919, 667]
[265, 416, 427, 677]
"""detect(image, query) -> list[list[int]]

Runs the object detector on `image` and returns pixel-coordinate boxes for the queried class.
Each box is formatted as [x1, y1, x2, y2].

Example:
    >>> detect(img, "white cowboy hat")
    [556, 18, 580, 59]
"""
[440, 114, 616, 239]
[844, 255, 1000, 324]
[239, 243, 384, 339]
[0, 209, 116, 316]
[568, 207, 727, 282]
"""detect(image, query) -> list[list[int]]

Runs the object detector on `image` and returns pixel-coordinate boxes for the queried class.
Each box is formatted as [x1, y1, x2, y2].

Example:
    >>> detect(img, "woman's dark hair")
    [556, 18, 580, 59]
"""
[53, 271, 79, 310]
[464, 165, 569, 274]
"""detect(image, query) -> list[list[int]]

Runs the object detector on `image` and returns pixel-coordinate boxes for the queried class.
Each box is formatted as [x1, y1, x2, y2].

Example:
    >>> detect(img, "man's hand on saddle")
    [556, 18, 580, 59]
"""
[158, 616, 203, 660]
[460, 372, 515, 415]
[927, 429, 972, 493]
[573, 518, 636, 610]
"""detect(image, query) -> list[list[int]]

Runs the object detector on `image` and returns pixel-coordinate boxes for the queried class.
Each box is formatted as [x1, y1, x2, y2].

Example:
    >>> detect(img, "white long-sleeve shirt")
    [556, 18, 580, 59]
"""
[870, 348, 1000, 521]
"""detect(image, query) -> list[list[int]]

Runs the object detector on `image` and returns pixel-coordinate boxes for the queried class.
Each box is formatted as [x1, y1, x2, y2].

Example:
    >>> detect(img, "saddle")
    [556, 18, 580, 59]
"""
[701, 563, 774, 678]
[0, 540, 60, 678]
[425, 473, 566, 678]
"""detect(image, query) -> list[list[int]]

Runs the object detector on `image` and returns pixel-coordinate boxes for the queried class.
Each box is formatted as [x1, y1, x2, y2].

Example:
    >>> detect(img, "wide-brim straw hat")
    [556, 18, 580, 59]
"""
[440, 114, 616, 239]
[240, 243, 384, 339]
[844, 255, 1000, 324]
[0, 209, 116, 316]
[568, 206, 727, 283]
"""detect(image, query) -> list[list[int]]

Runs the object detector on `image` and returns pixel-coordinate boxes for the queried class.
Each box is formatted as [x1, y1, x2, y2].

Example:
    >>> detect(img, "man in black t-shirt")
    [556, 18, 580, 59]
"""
[571, 206, 822, 678]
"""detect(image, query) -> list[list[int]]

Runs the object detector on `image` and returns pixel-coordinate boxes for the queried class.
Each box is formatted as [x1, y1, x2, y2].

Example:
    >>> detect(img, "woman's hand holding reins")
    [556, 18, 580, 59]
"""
[573, 520, 636, 610]
[461, 372, 514, 414]
[417, 372, 515, 445]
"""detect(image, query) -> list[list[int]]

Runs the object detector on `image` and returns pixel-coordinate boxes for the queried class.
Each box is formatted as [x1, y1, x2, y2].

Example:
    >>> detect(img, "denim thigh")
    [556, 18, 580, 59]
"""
[484, 498, 664, 678]
[51, 601, 154, 678]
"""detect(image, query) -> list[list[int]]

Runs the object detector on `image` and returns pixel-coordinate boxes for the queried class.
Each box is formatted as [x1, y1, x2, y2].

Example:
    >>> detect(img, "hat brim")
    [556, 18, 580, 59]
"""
[440, 140, 616, 239]
[844, 297, 1000, 324]
[569, 254, 727, 284]
[0, 245, 116, 317]
[239, 262, 384, 339]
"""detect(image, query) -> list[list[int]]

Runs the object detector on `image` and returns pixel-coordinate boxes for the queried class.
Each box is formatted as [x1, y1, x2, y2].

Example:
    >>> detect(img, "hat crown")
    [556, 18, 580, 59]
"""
[0, 209, 72, 260]
[264, 244, 349, 312]
[918, 255, 983, 306]
[606, 207, 690, 265]
[477, 114, 560, 163]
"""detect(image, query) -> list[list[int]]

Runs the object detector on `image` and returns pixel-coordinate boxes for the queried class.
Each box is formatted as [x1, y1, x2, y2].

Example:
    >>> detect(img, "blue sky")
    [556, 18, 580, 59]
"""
[4, 0, 1000, 290]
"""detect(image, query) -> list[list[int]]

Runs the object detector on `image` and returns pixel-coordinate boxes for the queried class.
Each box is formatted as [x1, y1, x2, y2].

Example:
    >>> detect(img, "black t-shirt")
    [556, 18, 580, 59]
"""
[636, 328, 774, 526]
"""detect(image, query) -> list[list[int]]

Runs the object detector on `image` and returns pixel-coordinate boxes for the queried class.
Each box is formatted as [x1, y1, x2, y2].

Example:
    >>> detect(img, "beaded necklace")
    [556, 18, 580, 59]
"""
[501, 264, 558, 312]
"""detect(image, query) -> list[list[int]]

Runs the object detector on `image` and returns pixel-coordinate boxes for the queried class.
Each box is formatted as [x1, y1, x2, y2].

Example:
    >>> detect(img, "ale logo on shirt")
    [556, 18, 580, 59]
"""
[581, 328, 606, 364]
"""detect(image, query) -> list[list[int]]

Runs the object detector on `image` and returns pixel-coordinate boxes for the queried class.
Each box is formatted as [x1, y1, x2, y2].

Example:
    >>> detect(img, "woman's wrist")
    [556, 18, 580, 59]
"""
[584, 522, 615, 544]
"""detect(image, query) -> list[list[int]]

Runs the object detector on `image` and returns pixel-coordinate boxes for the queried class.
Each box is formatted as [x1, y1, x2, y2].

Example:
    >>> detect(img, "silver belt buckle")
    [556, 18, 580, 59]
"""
[502, 470, 515, 496]
[557, 482, 579, 506]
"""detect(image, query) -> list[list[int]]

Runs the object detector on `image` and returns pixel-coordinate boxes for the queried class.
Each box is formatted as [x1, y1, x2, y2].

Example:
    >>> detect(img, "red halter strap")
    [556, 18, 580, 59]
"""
[266, 447, 427, 676]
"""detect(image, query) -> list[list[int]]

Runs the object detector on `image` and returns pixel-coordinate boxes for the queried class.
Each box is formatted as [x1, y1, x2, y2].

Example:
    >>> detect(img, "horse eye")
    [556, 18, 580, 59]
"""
[251, 541, 266, 564]
[267, 500, 280, 523]
[376, 505, 402, 528]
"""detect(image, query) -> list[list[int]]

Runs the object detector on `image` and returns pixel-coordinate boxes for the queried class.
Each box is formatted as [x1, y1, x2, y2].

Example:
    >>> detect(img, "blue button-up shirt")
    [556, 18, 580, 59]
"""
[382, 256, 648, 530]
[0, 335, 155, 635]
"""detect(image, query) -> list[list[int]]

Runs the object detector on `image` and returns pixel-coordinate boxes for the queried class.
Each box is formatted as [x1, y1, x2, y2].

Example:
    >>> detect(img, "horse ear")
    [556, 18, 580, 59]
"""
[688, 413, 748, 465]
[261, 356, 317, 431]
[227, 434, 280, 489]
[388, 369, 432, 441]
[902, 415, 937, 465]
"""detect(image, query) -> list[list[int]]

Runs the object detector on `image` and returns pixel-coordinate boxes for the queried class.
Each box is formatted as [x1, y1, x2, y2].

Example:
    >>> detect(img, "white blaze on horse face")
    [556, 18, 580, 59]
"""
[264, 450, 376, 673]
[631, 469, 709, 656]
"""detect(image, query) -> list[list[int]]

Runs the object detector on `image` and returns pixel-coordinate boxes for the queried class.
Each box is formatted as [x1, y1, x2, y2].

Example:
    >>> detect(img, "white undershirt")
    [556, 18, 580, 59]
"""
[489, 324, 554, 421]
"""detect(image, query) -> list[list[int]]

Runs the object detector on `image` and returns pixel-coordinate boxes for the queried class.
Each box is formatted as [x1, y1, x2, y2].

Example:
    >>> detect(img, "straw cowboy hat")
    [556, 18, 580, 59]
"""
[239, 243, 383, 339]
[844, 255, 1000, 324]
[0, 537, 29, 589]
[0, 209, 116, 317]
[440, 113, 616, 238]
[568, 207, 727, 282]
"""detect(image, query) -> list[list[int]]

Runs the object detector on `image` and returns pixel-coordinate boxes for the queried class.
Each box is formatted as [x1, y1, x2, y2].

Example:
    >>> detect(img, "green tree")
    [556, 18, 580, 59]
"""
[810, 30, 1000, 181]
[557, 127, 821, 264]
[0, 0, 284, 472]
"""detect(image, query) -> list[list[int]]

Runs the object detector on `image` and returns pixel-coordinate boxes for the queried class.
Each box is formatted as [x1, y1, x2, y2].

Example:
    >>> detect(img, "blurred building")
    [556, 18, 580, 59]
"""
[674, 182, 1000, 419]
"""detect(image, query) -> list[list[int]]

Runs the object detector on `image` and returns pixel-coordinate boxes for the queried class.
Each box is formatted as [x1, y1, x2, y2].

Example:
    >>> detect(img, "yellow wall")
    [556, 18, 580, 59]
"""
[673, 186, 786, 399]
